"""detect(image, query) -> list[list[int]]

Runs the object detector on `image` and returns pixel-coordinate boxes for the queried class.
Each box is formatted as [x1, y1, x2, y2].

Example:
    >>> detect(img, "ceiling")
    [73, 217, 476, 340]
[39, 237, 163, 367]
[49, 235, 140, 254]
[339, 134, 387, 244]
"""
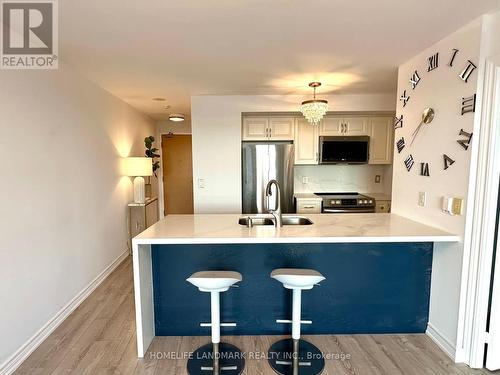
[59, 0, 500, 120]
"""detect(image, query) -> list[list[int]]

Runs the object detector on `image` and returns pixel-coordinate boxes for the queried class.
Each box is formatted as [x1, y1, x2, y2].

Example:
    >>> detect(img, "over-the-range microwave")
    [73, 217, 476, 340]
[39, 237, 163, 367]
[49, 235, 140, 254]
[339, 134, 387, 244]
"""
[319, 136, 370, 164]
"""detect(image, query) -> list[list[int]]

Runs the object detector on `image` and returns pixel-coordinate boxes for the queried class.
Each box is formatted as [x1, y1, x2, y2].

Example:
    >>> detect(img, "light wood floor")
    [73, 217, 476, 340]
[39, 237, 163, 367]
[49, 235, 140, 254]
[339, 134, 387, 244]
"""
[14, 257, 494, 375]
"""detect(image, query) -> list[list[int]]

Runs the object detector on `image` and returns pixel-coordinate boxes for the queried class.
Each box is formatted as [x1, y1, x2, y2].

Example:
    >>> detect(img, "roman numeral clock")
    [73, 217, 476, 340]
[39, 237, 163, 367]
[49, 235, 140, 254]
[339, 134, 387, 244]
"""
[395, 49, 476, 177]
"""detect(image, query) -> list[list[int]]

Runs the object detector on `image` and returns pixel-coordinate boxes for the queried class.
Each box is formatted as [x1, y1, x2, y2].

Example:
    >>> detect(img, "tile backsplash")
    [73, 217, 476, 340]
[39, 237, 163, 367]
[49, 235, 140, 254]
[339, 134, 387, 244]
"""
[294, 164, 392, 195]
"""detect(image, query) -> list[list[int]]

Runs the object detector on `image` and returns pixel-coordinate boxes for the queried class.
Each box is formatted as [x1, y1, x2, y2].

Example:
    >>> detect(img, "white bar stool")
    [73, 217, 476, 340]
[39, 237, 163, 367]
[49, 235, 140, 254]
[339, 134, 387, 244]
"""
[186, 271, 245, 375]
[268, 268, 326, 375]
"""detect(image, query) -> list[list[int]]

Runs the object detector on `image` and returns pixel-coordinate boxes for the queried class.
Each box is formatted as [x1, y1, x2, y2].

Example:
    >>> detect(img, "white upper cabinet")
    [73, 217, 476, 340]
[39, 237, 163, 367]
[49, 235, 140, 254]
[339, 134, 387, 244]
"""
[269, 117, 295, 140]
[242, 116, 294, 141]
[294, 118, 319, 165]
[343, 117, 369, 135]
[368, 117, 393, 164]
[242, 117, 269, 140]
[319, 117, 344, 135]
[320, 116, 369, 136]
[242, 113, 394, 165]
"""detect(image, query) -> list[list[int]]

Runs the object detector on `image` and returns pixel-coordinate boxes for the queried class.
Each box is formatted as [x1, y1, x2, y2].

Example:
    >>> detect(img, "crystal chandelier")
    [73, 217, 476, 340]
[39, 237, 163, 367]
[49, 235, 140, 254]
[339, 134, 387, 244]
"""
[300, 82, 328, 125]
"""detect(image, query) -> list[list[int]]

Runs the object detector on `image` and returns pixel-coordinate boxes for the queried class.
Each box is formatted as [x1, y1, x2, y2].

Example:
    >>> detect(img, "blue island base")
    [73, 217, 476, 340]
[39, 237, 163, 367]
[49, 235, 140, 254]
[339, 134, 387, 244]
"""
[151, 242, 433, 336]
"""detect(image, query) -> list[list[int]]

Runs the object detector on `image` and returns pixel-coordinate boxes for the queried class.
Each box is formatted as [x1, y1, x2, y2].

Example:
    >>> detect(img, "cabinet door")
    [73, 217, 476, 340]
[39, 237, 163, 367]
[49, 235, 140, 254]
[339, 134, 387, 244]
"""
[319, 116, 344, 135]
[145, 200, 159, 227]
[344, 117, 369, 135]
[369, 117, 393, 164]
[297, 200, 322, 214]
[375, 200, 391, 213]
[129, 206, 146, 238]
[269, 117, 295, 140]
[294, 118, 319, 165]
[242, 117, 269, 140]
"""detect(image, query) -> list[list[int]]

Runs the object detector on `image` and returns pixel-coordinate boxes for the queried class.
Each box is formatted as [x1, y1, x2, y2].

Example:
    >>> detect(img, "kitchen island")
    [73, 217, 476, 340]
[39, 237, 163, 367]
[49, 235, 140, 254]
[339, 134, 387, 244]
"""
[132, 213, 458, 357]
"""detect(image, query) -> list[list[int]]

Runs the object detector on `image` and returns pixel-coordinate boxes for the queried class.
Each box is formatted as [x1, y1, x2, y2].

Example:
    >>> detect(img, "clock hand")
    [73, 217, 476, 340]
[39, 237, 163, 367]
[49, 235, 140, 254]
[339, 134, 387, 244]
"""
[410, 108, 435, 146]
[410, 120, 423, 146]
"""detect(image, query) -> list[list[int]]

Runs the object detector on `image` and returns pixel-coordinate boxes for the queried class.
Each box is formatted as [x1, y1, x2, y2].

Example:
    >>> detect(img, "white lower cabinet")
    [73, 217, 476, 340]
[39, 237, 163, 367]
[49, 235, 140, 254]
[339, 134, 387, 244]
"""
[375, 200, 391, 213]
[296, 199, 322, 214]
[294, 118, 319, 165]
[369, 117, 393, 165]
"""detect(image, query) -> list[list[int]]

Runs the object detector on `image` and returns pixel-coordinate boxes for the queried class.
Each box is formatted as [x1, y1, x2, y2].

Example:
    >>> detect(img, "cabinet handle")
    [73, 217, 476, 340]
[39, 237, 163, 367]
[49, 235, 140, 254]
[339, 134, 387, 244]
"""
[303, 205, 315, 209]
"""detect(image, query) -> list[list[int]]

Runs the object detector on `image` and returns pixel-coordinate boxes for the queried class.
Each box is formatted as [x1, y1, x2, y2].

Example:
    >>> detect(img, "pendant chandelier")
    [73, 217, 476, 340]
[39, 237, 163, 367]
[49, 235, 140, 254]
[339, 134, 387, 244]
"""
[300, 82, 328, 125]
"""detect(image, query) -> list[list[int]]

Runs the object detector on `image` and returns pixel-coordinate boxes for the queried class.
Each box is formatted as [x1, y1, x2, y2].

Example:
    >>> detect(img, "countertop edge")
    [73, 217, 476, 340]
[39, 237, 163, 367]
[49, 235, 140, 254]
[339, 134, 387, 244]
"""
[133, 235, 460, 245]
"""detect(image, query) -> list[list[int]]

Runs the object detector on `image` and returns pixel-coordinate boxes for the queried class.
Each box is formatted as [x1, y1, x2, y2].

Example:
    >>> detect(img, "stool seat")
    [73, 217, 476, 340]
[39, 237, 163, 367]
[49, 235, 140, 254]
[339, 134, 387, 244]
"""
[271, 268, 325, 290]
[187, 271, 242, 292]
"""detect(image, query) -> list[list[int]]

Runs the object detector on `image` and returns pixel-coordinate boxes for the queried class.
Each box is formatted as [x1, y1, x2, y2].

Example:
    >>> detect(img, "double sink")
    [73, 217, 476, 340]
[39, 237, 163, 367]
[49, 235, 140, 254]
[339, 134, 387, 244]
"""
[238, 215, 313, 227]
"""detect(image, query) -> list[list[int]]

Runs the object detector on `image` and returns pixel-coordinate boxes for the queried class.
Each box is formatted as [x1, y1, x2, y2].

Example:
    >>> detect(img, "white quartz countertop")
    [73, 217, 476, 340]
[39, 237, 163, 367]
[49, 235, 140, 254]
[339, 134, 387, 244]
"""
[133, 213, 459, 245]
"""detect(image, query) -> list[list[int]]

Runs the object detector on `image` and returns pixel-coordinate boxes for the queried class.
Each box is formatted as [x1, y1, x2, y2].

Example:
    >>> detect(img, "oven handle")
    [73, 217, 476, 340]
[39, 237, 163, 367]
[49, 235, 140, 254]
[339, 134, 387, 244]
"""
[323, 208, 375, 213]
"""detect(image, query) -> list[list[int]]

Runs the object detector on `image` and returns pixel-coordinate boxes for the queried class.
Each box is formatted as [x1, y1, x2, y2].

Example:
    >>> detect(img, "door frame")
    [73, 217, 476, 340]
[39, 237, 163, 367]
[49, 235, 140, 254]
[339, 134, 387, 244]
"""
[157, 132, 192, 218]
[456, 56, 500, 367]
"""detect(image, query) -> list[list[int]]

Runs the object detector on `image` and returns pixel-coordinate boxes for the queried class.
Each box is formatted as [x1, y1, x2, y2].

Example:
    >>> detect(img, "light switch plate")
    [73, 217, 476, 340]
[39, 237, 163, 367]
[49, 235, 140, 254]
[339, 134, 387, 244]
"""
[375, 175, 381, 183]
[197, 178, 205, 189]
[302, 176, 309, 184]
[418, 192, 426, 207]
[451, 198, 464, 215]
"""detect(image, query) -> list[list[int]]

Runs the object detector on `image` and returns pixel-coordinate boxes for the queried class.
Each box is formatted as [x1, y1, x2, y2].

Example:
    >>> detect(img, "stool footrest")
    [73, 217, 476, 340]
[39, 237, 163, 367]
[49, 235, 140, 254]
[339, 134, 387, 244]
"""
[200, 322, 237, 327]
[275, 360, 312, 367]
[276, 319, 312, 324]
[201, 366, 238, 371]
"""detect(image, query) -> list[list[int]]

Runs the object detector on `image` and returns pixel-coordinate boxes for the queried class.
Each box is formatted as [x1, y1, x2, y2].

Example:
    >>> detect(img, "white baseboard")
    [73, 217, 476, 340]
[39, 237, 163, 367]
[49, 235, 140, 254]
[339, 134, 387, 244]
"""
[426, 323, 456, 360]
[0, 250, 129, 375]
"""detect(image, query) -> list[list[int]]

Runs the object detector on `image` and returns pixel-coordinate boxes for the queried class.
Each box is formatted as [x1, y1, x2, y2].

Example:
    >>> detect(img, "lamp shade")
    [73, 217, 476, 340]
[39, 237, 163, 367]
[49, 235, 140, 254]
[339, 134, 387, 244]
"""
[123, 157, 153, 177]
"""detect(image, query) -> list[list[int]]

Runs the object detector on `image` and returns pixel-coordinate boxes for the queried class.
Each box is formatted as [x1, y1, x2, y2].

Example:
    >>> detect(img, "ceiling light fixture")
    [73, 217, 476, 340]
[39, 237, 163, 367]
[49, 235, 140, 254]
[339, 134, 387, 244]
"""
[169, 113, 185, 122]
[300, 82, 328, 125]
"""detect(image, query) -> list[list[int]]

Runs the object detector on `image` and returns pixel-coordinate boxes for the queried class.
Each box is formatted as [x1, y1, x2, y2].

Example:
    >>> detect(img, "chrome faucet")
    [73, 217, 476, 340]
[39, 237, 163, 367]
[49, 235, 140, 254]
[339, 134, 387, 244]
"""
[265, 179, 282, 227]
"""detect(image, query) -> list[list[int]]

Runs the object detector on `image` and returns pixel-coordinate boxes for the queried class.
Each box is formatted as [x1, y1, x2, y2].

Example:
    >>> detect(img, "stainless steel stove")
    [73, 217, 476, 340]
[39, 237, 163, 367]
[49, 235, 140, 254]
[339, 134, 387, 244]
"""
[315, 192, 376, 213]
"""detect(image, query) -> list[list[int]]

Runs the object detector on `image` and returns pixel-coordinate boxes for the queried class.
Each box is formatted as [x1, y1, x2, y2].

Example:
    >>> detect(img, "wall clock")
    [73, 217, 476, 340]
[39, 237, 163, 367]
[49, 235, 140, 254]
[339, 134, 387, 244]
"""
[395, 48, 476, 176]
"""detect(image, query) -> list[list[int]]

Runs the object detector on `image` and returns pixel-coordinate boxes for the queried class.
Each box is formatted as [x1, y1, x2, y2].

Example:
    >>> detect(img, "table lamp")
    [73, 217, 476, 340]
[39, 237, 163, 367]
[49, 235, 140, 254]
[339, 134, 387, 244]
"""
[124, 157, 153, 203]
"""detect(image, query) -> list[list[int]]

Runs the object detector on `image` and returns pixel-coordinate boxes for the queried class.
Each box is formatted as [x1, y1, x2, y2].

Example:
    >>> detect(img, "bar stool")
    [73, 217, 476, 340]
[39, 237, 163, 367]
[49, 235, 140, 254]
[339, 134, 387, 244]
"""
[268, 268, 326, 375]
[186, 271, 245, 375]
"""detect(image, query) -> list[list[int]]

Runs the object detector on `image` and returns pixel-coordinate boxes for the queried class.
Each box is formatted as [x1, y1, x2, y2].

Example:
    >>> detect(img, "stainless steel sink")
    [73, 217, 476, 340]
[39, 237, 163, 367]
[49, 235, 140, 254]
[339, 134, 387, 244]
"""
[238, 215, 313, 227]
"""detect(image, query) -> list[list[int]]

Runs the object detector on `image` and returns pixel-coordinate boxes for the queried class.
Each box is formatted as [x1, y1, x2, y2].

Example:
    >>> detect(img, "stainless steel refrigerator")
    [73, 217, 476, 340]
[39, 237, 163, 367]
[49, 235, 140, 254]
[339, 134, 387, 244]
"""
[242, 141, 294, 214]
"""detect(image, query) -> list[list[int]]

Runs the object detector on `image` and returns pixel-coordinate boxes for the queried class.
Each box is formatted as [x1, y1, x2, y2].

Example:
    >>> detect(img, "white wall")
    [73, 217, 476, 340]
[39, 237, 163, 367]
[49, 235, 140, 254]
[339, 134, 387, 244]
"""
[156, 118, 192, 135]
[191, 94, 396, 213]
[294, 165, 392, 195]
[391, 18, 483, 357]
[0, 63, 155, 369]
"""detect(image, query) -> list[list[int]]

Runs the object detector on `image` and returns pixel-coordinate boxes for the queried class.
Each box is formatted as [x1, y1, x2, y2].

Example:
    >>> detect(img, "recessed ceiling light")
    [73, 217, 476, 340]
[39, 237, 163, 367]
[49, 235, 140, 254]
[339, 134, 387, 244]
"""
[169, 113, 185, 122]
[152, 97, 166, 101]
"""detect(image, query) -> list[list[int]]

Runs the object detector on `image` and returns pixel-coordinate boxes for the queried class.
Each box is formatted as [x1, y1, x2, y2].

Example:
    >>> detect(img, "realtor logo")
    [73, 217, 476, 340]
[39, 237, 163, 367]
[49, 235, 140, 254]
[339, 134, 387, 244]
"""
[1, 0, 58, 69]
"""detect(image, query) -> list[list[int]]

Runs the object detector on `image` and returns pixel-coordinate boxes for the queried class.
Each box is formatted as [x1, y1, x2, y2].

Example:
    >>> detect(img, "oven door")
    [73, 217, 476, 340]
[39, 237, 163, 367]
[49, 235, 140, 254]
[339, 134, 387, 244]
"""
[323, 207, 375, 213]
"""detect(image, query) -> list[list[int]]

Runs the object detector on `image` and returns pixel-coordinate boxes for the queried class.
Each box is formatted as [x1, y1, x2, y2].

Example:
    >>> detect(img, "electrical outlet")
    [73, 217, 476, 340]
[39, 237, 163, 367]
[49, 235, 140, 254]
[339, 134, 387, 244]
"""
[302, 176, 309, 184]
[418, 192, 426, 207]
[375, 175, 381, 183]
